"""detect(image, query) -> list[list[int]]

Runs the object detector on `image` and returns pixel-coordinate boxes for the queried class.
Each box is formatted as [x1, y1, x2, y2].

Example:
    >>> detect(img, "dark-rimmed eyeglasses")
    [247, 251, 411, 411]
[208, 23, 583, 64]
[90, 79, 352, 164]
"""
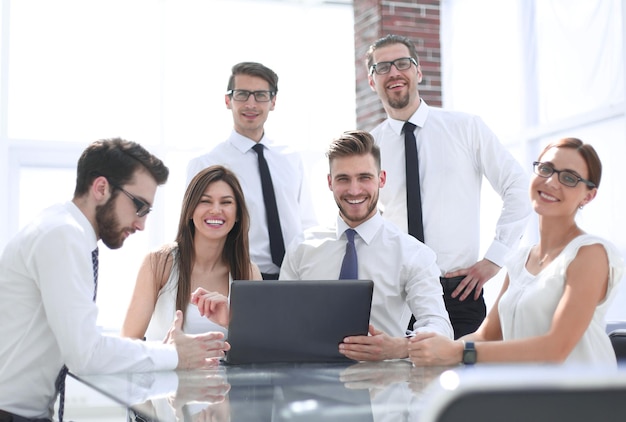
[111, 184, 152, 217]
[369, 57, 418, 75]
[532, 161, 596, 188]
[227, 89, 275, 102]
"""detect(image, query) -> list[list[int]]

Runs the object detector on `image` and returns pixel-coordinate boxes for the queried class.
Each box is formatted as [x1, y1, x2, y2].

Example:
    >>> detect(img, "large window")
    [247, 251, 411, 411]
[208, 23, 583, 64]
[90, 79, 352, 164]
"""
[0, 0, 355, 329]
[2, 0, 625, 327]
[442, 0, 626, 319]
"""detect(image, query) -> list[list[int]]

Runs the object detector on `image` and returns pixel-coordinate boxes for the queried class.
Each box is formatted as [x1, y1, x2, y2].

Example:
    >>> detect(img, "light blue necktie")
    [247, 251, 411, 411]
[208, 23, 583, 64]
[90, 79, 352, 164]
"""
[56, 247, 99, 421]
[339, 229, 358, 280]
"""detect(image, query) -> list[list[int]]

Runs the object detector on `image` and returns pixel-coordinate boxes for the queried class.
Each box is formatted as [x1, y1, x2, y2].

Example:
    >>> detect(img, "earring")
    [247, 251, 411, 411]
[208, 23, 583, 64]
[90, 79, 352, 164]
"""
[579, 204, 584, 210]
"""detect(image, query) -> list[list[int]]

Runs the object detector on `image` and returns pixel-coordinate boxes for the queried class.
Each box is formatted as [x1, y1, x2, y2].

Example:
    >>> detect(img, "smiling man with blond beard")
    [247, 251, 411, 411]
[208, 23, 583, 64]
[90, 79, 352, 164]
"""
[280, 130, 452, 362]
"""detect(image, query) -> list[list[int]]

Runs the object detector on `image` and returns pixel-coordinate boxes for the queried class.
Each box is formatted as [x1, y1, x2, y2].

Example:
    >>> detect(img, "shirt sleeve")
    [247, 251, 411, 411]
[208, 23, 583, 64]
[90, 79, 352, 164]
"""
[34, 226, 178, 375]
[295, 157, 319, 230]
[475, 116, 532, 267]
[278, 243, 300, 280]
[405, 246, 454, 338]
[186, 156, 208, 187]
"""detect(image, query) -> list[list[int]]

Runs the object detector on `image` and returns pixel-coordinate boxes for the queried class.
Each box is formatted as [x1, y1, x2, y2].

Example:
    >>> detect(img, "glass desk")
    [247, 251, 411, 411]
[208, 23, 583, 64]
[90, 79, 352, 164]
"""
[70, 360, 450, 421]
[71, 362, 626, 421]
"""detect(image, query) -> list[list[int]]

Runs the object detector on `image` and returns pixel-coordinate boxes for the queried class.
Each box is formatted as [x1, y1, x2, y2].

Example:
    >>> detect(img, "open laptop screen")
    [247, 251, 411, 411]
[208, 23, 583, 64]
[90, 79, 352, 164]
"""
[224, 279, 373, 365]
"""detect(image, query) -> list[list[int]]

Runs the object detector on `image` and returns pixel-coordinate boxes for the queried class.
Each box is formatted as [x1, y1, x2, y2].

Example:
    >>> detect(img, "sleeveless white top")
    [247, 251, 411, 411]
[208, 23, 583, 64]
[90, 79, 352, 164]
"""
[145, 247, 231, 341]
[499, 234, 624, 365]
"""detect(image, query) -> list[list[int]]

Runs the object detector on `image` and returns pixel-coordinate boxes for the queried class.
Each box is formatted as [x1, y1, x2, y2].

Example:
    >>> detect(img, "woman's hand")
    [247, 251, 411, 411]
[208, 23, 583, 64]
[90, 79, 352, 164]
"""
[408, 332, 464, 366]
[190, 288, 230, 328]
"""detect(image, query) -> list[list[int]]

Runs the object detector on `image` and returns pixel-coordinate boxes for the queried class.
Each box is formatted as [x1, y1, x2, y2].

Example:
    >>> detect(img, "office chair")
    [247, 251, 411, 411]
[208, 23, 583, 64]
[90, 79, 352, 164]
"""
[609, 329, 626, 361]
[418, 365, 626, 422]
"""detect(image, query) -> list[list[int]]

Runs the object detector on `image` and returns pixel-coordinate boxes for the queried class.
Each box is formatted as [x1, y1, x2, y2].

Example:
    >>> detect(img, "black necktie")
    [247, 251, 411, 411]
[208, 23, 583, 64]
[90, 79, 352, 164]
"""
[403, 122, 424, 243]
[56, 247, 99, 422]
[252, 143, 285, 268]
[339, 229, 358, 280]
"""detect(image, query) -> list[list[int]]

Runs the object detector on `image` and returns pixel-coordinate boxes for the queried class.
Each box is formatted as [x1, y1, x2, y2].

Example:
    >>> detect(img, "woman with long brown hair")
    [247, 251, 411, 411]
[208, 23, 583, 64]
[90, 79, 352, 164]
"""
[122, 165, 261, 340]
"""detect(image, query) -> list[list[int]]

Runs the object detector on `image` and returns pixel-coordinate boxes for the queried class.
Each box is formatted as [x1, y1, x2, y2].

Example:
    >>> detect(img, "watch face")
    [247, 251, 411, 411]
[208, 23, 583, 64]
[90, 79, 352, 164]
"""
[464, 349, 477, 364]
[463, 342, 477, 364]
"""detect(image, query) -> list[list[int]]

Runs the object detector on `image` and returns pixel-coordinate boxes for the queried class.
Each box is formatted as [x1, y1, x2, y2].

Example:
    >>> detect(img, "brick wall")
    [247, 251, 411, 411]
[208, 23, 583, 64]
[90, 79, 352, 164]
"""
[354, 0, 442, 131]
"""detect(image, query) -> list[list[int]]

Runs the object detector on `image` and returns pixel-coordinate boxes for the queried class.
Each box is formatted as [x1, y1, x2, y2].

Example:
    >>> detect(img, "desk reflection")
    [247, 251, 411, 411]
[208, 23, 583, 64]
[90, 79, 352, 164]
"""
[71, 361, 451, 421]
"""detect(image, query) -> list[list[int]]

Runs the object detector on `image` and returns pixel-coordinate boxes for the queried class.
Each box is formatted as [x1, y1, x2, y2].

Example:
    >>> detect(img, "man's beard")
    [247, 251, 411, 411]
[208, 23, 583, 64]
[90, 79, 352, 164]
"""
[336, 191, 379, 225]
[95, 196, 126, 250]
[388, 91, 410, 109]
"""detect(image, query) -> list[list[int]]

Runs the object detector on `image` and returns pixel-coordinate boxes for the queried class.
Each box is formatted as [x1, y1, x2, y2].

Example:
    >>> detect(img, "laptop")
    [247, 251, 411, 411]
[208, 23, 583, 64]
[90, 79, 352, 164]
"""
[223, 279, 374, 365]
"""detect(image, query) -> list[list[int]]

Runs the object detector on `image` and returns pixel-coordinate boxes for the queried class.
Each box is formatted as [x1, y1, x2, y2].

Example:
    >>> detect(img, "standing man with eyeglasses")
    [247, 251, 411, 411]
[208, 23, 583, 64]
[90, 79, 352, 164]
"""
[0, 138, 229, 422]
[187, 62, 317, 280]
[366, 34, 531, 339]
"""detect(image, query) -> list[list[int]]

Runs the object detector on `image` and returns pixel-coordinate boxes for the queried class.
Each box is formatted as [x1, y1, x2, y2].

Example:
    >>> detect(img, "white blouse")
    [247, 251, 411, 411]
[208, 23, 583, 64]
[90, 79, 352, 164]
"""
[145, 248, 230, 341]
[499, 234, 624, 365]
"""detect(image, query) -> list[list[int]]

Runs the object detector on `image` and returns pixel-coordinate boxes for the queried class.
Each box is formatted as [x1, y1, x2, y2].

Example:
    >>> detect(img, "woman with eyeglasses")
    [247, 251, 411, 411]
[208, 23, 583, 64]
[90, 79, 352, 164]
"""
[121, 165, 261, 341]
[408, 138, 624, 366]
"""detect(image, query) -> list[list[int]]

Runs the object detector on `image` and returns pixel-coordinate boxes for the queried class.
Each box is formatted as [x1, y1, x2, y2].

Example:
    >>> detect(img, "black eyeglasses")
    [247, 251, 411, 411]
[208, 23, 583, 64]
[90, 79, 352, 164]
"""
[532, 161, 596, 188]
[111, 184, 152, 217]
[227, 89, 275, 102]
[369, 57, 418, 75]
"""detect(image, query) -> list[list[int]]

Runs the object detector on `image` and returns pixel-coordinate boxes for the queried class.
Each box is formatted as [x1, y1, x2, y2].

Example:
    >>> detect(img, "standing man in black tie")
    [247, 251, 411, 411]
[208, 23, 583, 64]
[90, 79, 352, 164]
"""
[366, 34, 531, 339]
[281, 130, 452, 362]
[0, 139, 230, 422]
[187, 62, 317, 280]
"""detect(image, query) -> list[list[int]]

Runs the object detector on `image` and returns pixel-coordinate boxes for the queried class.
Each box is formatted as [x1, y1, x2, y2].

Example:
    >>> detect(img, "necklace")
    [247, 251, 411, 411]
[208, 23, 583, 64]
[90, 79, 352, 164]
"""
[537, 247, 564, 266]
[536, 226, 581, 266]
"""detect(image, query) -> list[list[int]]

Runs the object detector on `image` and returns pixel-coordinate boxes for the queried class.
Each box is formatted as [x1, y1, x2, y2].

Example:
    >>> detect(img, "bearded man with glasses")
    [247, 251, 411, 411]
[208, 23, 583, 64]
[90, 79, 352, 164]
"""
[366, 34, 532, 339]
[187, 62, 317, 280]
[0, 138, 230, 422]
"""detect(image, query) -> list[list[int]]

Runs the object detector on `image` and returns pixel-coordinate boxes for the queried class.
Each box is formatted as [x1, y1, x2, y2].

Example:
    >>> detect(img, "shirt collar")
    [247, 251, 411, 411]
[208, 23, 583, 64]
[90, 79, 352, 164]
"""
[229, 129, 273, 154]
[65, 200, 98, 250]
[388, 99, 430, 135]
[335, 211, 383, 246]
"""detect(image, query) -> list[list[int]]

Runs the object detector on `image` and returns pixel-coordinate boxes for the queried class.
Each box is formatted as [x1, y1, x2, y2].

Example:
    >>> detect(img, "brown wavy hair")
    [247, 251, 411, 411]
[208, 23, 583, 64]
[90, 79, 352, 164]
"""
[155, 165, 252, 323]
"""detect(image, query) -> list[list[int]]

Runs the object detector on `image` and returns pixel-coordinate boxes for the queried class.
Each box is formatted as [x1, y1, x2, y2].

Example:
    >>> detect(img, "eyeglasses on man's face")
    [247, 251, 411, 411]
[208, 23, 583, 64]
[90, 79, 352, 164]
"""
[532, 161, 596, 188]
[111, 184, 152, 217]
[369, 57, 418, 75]
[227, 89, 275, 102]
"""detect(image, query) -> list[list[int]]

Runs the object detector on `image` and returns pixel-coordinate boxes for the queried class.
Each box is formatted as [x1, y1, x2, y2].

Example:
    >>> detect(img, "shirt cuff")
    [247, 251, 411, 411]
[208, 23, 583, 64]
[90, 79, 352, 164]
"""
[484, 240, 510, 268]
[149, 343, 179, 371]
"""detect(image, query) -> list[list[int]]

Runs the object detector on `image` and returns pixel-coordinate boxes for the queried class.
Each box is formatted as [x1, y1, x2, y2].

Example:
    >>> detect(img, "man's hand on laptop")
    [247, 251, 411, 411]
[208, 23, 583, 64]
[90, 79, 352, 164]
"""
[165, 310, 231, 369]
[191, 287, 230, 327]
[339, 324, 409, 361]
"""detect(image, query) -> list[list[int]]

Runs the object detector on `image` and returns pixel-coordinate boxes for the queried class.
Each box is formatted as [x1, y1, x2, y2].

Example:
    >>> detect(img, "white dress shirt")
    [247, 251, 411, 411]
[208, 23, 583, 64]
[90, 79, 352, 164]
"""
[187, 131, 318, 274]
[280, 212, 453, 339]
[371, 101, 531, 272]
[0, 202, 178, 419]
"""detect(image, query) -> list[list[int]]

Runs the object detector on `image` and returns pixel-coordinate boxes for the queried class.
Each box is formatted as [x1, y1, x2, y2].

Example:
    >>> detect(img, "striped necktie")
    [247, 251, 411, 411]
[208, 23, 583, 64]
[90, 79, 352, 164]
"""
[56, 247, 99, 421]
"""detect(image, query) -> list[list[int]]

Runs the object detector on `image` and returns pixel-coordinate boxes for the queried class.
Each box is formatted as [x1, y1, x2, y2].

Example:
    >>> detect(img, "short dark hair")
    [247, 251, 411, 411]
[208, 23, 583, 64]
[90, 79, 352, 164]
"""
[326, 130, 381, 171]
[74, 137, 169, 197]
[365, 34, 421, 71]
[226, 62, 279, 94]
[539, 137, 602, 189]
